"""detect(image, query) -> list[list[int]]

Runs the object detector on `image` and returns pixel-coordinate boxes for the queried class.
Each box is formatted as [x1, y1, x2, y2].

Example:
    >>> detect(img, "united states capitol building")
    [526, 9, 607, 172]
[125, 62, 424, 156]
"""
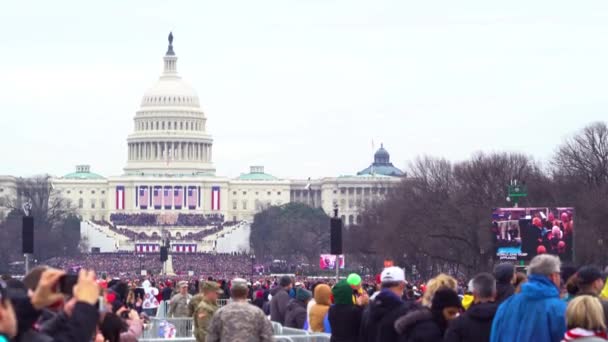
[0, 34, 403, 253]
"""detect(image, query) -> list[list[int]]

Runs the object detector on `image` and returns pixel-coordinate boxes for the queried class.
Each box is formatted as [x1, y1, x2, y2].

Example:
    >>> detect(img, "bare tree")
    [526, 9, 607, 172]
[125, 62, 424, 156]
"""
[553, 122, 608, 187]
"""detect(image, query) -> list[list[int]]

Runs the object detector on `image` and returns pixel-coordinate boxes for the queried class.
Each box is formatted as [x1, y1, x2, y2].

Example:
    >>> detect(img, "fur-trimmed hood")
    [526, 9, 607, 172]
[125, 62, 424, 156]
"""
[394, 308, 433, 335]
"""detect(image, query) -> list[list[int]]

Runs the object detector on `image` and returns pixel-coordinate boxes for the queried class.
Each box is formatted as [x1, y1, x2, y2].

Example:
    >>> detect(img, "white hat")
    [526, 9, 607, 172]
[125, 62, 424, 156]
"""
[381, 266, 405, 283]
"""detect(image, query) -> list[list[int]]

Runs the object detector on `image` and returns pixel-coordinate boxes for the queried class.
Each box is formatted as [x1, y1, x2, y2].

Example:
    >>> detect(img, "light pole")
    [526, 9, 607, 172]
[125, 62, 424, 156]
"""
[250, 254, 256, 281]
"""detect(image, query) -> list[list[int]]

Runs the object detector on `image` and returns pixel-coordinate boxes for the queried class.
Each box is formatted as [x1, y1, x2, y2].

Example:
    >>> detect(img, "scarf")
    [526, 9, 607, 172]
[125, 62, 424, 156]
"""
[563, 328, 608, 341]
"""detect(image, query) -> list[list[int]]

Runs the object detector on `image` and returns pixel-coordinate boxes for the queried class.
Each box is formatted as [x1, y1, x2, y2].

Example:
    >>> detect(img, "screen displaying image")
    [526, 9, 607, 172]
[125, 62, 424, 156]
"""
[319, 254, 345, 270]
[492, 207, 574, 261]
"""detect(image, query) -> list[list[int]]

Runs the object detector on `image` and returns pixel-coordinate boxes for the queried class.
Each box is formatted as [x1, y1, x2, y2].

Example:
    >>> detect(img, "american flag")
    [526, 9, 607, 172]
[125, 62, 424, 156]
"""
[135, 244, 159, 253]
[115, 186, 125, 210]
[211, 186, 221, 211]
[174, 186, 183, 209]
[153, 186, 162, 209]
[163, 186, 172, 209]
[173, 244, 196, 253]
[188, 187, 197, 210]
[139, 186, 149, 209]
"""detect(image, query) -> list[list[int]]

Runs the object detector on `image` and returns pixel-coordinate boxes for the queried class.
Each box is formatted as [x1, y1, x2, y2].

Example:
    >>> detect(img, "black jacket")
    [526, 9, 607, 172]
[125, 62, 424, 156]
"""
[328, 304, 363, 342]
[394, 308, 444, 342]
[13, 297, 99, 342]
[360, 289, 412, 342]
[284, 299, 308, 330]
[443, 302, 498, 342]
[495, 283, 515, 304]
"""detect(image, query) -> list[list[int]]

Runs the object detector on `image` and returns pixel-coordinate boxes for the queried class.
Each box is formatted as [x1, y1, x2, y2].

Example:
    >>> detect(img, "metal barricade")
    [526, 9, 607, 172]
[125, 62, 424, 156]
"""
[274, 334, 331, 342]
[272, 321, 284, 334]
[281, 327, 310, 335]
[139, 339, 196, 342]
[143, 317, 194, 339]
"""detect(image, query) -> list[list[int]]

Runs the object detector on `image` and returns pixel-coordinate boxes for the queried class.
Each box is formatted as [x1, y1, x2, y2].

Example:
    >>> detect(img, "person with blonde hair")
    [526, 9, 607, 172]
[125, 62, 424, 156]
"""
[563, 295, 608, 341]
[421, 273, 458, 307]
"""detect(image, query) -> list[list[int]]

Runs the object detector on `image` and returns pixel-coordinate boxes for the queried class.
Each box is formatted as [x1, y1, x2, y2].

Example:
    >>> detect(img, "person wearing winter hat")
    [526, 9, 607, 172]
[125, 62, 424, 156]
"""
[444, 273, 498, 342]
[270, 275, 292, 324]
[575, 266, 608, 325]
[285, 288, 312, 329]
[494, 263, 516, 304]
[563, 295, 608, 341]
[394, 287, 463, 341]
[347, 273, 364, 304]
[309, 284, 332, 333]
[329, 280, 365, 342]
[421, 273, 458, 308]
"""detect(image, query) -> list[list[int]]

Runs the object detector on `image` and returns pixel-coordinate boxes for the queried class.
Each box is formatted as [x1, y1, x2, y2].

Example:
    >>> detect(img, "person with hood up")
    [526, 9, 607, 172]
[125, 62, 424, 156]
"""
[490, 254, 567, 342]
[285, 288, 312, 329]
[563, 295, 608, 342]
[308, 284, 332, 333]
[360, 266, 412, 342]
[328, 280, 365, 342]
[394, 287, 462, 342]
[444, 273, 498, 342]
[493, 263, 515, 304]
[270, 276, 292, 324]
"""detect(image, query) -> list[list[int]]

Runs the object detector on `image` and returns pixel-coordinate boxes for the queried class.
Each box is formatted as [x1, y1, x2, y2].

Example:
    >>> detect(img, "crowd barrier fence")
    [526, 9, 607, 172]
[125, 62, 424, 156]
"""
[140, 316, 330, 341]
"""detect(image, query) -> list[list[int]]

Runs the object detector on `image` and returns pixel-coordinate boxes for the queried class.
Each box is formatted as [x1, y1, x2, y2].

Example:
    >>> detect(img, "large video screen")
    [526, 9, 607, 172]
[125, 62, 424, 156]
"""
[492, 207, 574, 261]
[319, 254, 345, 270]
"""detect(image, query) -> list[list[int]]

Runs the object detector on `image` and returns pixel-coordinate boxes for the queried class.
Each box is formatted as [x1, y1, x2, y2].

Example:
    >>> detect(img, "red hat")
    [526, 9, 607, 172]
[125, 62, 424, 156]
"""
[375, 274, 382, 285]
[537, 245, 547, 254]
[106, 292, 116, 304]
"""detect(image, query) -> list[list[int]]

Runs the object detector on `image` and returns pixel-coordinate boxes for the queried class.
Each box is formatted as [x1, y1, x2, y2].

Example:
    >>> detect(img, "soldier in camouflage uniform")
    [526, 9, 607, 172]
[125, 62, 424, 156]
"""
[206, 278, 274, 342]
[192, 281, 222, 342]
[168, 280, 192, 318]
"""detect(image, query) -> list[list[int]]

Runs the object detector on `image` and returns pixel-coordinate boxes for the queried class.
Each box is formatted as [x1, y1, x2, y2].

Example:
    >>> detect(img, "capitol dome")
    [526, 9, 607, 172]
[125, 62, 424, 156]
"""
[357, 143, 405, 177]
[124, 33, 215, 176]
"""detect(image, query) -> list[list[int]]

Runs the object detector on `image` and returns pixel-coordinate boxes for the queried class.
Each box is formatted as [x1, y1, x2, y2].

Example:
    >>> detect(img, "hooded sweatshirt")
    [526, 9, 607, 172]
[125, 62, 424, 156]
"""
[309, 284, 332, 333]
[328, 280, 363, 342]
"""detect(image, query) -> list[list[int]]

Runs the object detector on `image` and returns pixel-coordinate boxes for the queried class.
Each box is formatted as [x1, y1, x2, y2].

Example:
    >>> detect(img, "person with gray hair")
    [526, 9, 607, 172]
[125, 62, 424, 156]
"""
[444, 273, 498, 342]
[490, 254, 567, 342]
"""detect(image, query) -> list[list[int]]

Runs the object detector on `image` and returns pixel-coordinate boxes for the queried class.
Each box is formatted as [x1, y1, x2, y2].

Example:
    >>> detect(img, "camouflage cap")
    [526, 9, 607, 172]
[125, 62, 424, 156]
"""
[201, 281, 223, 294]
[231, 278, 248, 291]
[178, 280, 188, 288]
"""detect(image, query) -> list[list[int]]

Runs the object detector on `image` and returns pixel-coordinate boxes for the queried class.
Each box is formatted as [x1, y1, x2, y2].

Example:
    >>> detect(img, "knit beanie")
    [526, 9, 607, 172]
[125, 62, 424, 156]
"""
[296, 288, 312, 302]
[494, 263, 515, 284]
[332, 280, 353, 305]
[431, 288, 463, 311]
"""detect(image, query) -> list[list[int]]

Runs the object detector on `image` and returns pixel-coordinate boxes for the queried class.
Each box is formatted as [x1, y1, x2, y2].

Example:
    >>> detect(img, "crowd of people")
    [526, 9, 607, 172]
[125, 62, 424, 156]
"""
[108, 226, 222, 242]
[4, 254, 608, 341]
[43, 252, 257, 277]
[109, 213, 224, 227]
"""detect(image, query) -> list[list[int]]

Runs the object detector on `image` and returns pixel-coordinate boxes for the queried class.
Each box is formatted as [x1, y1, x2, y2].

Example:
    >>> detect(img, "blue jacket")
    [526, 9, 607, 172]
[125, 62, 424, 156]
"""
[490, 274, 566, 342]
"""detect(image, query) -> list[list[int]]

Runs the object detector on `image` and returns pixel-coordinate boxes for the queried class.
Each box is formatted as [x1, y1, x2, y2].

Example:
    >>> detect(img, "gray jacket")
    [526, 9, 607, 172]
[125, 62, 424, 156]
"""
[269, 287, 291, 324]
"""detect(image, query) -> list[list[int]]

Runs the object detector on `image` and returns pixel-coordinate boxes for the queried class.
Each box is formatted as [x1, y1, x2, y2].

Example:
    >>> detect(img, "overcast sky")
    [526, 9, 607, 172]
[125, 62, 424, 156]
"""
[1, 1, 608, 179]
